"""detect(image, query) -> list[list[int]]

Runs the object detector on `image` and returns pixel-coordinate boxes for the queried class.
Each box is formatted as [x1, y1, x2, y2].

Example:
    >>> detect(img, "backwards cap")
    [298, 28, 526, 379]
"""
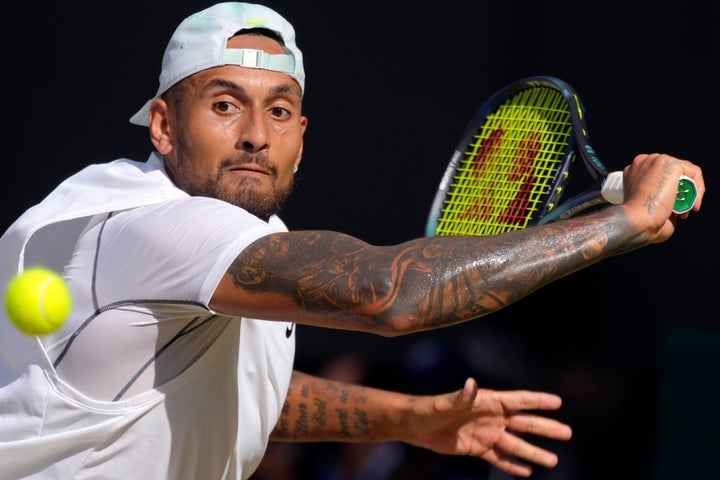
[129, 2, 304, 126]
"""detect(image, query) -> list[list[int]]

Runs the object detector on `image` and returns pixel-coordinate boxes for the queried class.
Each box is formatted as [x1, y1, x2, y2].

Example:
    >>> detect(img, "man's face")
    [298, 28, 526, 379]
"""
[151, 34, 307, 221]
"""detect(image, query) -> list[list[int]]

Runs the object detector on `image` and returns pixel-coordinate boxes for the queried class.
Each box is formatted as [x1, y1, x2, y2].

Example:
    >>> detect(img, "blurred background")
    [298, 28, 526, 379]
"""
[2, 1, 717, 479]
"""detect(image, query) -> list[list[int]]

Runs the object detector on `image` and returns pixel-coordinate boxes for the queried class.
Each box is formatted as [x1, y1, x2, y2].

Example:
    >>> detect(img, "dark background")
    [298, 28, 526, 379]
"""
[3, 1, 718, 479]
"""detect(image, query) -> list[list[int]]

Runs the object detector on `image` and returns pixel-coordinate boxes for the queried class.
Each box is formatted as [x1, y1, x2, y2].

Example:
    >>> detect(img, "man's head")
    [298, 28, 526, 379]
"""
[130, 2, 305, 126]
[135, 3, 307, 221]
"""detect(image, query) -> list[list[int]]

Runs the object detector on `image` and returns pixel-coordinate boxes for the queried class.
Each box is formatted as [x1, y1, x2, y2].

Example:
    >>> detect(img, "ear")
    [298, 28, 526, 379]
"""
[293, 115, 308, 173]
[293, 145, 302, 173]
[148, 98, 173, 155]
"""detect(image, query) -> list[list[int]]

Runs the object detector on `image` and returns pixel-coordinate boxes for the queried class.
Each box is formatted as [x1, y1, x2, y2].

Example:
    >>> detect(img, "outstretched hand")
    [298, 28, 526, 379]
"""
[403, 377, 572, 478]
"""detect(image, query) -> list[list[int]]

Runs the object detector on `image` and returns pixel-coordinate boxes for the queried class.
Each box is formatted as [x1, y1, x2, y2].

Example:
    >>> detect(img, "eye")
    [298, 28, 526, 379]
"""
[214, 101, 239, 114]
[270, 106, 291, 120]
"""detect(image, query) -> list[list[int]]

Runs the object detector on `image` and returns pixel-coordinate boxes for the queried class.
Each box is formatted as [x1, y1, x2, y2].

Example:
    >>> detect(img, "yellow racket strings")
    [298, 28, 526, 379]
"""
[436, 87, 572, 236]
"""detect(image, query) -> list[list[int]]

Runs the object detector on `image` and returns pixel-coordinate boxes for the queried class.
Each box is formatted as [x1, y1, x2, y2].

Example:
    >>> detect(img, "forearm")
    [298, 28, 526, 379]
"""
[223, 205, 637, 333]
[270, 370, 410, 443]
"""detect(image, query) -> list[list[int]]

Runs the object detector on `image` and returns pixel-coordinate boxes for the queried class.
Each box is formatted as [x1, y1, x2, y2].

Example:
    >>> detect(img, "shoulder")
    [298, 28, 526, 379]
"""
[103, 197, 286, 248]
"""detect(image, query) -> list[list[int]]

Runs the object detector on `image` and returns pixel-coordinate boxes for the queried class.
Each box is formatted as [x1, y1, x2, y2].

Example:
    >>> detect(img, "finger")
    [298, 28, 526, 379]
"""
[495, 430, 560, 469]
[507, 413, 573, 440]
[431, 378, 479, 416]
[480, 448, 534, 478]
[459, 377, 479, 404]
[681, 162, 704, 211]
[490, 390, 564, 411]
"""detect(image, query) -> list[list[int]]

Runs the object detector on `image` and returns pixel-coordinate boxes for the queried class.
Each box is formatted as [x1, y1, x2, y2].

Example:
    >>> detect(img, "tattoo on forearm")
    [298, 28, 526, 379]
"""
[312, 397, 326, 427]
[295, 402, 308, 435]
[354, 407, 369, 435]
[336, 408, 350, 438]
[231, 210, 626, 330]
[274, 373, 376, 442]
[274, 401, 290, 436]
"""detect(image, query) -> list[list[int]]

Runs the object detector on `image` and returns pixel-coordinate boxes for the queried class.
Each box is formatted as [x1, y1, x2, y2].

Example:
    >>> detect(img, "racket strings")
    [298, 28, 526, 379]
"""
[436, 86, 572, 236]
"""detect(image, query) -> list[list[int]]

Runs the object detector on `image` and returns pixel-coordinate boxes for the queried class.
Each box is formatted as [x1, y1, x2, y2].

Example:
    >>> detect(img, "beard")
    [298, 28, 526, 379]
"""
[172, 151, 295, 222]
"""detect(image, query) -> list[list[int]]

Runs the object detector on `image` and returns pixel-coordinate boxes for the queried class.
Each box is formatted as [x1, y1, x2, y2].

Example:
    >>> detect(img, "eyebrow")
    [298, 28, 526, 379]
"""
[202, 78, 301, 99]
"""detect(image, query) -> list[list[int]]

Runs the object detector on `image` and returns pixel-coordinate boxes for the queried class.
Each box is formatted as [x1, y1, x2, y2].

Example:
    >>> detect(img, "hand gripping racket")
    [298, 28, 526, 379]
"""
[425, 76, 697, 237]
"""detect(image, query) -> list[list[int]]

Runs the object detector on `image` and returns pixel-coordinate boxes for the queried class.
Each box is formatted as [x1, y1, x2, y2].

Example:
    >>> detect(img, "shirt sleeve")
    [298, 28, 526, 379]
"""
[88, 197, 287, 308]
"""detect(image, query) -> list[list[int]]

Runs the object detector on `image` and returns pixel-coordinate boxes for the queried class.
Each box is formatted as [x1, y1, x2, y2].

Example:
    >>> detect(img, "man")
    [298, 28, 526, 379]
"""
[0, 2, 704, 480]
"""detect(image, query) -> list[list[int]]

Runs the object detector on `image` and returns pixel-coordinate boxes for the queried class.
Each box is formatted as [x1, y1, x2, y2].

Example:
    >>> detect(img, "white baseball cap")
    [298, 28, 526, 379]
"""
[129, 2, 305, 126]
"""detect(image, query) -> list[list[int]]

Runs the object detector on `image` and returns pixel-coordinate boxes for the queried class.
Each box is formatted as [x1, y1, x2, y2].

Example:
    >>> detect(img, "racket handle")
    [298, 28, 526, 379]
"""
[600, 171, 697, 214]
[600, 171, 625, 204]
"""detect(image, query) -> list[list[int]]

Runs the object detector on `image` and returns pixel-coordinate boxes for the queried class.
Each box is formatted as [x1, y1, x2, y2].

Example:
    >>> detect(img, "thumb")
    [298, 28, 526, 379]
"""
[458, 377, 479, 406]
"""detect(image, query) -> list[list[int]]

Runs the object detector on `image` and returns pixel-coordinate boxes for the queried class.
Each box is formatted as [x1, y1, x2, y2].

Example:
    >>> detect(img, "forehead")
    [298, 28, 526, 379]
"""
[226, 33, 286, 54]
[189, 65, 302, 99]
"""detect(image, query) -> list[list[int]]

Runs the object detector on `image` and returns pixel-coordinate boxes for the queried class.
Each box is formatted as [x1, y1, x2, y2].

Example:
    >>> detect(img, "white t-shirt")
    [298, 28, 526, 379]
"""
[0, 153, 295, 479]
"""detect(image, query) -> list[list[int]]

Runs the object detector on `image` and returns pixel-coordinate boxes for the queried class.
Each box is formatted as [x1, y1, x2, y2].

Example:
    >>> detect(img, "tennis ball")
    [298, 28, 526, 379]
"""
[5, 267, 72, 335]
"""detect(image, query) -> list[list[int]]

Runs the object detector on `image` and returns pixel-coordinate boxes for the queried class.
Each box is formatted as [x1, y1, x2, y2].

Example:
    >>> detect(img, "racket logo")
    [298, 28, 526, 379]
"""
[456, 127, 506, 224]
[456, 129, 542, 227]
[498, 131, 542, 224]
[469, 128, 505, 176]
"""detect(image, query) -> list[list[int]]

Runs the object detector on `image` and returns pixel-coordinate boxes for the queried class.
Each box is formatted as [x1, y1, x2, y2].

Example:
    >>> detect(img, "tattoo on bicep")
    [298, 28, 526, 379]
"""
[228, 232, 417, 322]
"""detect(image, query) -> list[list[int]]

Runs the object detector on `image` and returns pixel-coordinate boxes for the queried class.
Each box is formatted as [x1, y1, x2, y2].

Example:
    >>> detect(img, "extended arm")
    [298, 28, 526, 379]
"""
[210, 154, 704, 334]
[270, 370, 573, 478]
[215, 213, 614, 333]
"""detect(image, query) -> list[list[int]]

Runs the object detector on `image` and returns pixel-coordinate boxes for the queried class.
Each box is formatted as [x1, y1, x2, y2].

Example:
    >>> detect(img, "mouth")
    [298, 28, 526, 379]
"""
[227, 163, 271, 176]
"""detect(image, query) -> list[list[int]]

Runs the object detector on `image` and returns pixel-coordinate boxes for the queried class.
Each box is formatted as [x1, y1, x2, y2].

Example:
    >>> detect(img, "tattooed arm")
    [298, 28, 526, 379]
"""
[269, 370, 573, 478]
[211, 154, 703, 333]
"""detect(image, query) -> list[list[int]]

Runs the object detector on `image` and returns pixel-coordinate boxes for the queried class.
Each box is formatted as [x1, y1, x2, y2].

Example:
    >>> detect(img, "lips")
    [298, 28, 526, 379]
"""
[228, 164, 271, 175]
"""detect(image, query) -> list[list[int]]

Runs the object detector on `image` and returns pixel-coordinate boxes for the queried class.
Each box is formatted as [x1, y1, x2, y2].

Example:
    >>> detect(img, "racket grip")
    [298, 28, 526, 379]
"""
[601, 171, 625, 204]
[600, 171, 697, 214]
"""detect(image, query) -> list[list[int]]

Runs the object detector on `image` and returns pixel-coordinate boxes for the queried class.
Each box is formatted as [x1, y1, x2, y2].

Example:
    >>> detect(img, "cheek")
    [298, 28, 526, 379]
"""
[181, 120, 235, 155]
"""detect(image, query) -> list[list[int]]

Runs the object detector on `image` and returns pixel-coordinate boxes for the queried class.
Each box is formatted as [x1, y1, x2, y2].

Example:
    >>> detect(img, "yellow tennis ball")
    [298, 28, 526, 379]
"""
[5, 267, 72, 335]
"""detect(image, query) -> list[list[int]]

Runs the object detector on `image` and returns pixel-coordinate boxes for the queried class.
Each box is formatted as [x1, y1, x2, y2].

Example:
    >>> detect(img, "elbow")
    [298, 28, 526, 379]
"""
[375, 271, 434, 337]
[347, 264, 429, 337]
[370, 284, 425, 337]
[377, 314, 422, 337]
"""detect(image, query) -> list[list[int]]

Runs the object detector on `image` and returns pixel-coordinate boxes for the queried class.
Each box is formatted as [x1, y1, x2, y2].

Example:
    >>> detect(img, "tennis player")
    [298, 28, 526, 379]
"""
[0, 2, 704, 479]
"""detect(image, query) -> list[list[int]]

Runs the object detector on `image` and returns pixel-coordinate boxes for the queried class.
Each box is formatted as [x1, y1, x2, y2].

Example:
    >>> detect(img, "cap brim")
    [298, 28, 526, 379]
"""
[129, 99, 154, 126]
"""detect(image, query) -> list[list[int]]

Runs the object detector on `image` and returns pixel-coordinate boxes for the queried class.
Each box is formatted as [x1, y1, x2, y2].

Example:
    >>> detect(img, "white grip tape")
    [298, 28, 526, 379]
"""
[600, 171, 624, 204]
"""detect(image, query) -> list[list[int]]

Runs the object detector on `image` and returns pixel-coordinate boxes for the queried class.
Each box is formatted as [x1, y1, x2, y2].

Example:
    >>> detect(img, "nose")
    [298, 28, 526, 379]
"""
[238, 108, 269, 152]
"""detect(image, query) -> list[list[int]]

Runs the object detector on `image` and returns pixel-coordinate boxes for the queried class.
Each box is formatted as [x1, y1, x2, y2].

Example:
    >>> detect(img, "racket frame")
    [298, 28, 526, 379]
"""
[426, 76, 611, 236]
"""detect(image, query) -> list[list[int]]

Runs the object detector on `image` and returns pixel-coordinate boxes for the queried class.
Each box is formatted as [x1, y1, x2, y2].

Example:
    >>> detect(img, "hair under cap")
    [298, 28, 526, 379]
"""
[129, 2, 304, 126]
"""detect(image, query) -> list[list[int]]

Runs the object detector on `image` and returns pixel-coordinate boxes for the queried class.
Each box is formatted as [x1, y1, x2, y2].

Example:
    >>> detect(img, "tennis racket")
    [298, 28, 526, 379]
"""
[425, 76, 697, 237]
